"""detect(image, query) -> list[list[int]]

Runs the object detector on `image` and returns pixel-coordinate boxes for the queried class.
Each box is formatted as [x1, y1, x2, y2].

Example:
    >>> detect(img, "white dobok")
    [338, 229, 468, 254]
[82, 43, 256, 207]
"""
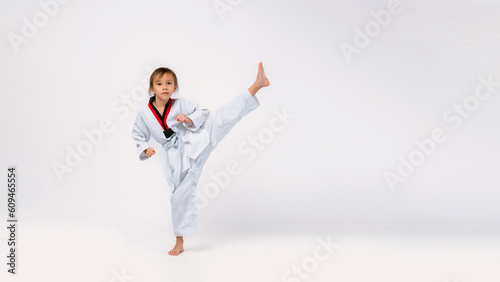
[131, 90, 259, 236]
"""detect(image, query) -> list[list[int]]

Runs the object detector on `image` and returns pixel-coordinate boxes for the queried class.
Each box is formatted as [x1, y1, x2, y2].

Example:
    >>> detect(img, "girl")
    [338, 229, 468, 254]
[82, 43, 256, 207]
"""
[131, 62, 270, 255]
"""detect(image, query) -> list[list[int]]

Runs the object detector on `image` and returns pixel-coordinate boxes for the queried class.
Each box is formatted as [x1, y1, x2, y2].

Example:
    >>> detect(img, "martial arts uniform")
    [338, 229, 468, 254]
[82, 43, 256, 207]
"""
[131, 90, 259, 236]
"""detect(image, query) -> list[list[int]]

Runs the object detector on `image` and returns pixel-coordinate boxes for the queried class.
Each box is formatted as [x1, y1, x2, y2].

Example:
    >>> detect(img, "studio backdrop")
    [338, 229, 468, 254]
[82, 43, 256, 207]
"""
[1, 0, 499, 244]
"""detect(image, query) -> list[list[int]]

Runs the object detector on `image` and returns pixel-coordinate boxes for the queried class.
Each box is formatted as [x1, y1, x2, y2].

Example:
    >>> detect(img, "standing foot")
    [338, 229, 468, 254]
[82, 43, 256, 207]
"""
[168, 236, 184, 256]
[248, 62, 270, 96]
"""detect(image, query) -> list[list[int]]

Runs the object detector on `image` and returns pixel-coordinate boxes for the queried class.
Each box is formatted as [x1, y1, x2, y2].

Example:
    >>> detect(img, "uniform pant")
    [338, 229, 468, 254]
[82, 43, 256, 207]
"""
[169, 90, 259, 236]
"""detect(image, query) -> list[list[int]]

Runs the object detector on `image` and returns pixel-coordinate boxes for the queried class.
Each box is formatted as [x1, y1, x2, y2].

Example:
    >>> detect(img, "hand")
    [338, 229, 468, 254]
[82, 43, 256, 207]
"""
[176, 113, 192, 123]
[144, 147, 156, 158]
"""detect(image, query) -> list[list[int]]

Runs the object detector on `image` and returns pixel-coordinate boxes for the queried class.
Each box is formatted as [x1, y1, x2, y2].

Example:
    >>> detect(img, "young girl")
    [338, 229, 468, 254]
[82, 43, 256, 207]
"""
[131, 62, 270, 255]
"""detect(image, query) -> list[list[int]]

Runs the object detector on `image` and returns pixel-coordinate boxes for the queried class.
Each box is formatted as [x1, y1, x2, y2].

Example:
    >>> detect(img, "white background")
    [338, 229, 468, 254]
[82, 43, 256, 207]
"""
[1, 0, 499, 281]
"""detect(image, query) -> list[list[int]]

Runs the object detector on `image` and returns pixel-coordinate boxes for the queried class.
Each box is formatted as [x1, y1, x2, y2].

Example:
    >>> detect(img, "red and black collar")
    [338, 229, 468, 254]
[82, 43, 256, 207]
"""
[148, 97, 174, 139]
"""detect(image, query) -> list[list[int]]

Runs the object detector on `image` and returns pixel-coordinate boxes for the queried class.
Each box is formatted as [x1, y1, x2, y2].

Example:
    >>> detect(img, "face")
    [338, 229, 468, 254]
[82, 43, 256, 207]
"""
[152, 73, 177, 103]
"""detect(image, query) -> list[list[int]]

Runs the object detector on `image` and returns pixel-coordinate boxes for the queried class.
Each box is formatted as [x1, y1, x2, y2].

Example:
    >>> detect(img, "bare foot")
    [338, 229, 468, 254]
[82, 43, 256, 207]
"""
[168, 236, 184, 256]
[248, 62, 270, 96]
[255, 62, 270, 88]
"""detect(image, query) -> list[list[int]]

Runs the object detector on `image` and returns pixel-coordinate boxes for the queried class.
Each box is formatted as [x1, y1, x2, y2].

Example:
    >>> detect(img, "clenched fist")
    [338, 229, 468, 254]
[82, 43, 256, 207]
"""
[143, 147, 156, 158]
[176, 113, 192, 123]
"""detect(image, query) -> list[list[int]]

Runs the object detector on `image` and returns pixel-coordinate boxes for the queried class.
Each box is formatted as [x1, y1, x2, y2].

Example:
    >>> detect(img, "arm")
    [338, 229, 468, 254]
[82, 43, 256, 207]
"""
[131, 112, 152, 161]
[179, 99, 210, 131]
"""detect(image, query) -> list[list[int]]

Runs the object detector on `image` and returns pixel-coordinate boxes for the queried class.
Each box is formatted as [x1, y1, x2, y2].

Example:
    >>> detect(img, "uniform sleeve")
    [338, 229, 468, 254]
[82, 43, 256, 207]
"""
[183, 99, 210, 131]
[131, 112, 151, 161]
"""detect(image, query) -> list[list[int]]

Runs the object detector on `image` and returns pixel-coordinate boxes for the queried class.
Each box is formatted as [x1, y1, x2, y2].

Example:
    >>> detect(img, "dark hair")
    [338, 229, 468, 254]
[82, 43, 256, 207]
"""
[149, 67, 178, 96]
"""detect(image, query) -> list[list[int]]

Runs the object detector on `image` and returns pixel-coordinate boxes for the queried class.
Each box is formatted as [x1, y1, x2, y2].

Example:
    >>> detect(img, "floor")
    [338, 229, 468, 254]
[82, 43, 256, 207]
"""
[1, 222, 499, 282]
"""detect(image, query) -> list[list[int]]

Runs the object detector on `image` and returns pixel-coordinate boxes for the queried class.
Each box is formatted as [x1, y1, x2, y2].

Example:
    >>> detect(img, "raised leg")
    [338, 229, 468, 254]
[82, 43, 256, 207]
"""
[204, 62, 270, 148]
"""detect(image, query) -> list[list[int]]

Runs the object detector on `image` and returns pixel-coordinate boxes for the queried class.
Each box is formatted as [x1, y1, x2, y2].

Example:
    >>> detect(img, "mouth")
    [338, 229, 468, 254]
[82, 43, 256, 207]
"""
[162, 92, 168, 95]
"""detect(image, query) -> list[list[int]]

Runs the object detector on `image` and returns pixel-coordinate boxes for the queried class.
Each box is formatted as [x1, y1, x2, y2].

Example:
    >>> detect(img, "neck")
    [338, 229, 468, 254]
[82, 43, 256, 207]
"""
[154, 96, 169, 108]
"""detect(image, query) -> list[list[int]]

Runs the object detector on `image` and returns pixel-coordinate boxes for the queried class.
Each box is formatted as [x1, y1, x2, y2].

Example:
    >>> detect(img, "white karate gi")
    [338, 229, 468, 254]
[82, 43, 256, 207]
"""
[131, 90, 259, 236]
